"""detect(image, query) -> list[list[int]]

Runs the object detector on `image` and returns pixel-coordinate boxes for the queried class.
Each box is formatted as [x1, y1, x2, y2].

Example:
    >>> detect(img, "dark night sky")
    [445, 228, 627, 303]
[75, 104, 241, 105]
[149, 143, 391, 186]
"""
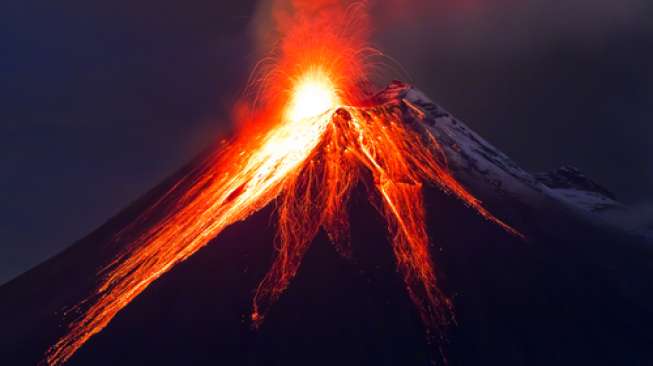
[1, 0, 652, 285]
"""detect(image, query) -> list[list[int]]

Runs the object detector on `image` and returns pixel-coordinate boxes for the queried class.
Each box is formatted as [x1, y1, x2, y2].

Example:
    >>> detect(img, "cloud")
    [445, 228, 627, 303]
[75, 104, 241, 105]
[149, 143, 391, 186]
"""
[371, 0, 652, 54]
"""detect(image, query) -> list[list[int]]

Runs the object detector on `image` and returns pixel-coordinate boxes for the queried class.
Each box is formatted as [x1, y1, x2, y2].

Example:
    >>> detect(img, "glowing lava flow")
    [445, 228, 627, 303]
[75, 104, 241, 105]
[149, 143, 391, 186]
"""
[251, 95, 523, 337]
[45, 72, 521, 366]
[45, 67, 342, 366]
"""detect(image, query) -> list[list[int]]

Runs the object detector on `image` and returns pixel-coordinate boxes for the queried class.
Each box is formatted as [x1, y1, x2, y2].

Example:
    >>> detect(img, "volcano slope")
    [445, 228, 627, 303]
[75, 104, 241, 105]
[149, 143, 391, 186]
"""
[1, 82, 652, 366]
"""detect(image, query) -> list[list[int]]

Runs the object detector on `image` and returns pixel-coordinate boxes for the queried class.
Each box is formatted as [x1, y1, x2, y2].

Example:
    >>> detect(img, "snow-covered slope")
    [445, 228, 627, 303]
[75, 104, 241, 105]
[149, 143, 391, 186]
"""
[380, 81, 651, 240]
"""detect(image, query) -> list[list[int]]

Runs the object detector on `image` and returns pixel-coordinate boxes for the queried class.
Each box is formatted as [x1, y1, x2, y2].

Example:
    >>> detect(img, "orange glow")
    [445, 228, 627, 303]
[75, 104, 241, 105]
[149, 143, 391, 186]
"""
[285, 67, 341, 122]
[44, 2, 522, 365]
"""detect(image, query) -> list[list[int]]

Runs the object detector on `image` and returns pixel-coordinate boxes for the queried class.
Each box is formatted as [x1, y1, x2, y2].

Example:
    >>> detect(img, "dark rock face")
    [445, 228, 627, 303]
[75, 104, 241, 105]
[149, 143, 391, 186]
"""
[536, 166, 616, 200]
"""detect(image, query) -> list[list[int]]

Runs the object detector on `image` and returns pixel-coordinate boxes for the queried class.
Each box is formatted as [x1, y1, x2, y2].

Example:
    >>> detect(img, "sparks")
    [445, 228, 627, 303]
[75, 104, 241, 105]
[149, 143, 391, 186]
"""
[44, 2, 522, 365]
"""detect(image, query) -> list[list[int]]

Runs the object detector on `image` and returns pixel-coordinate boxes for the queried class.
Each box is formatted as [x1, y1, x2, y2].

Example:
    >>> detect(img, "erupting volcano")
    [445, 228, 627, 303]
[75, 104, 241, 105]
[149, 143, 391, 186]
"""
[4, 1, 651, 366]
[41, 3, 523, 365]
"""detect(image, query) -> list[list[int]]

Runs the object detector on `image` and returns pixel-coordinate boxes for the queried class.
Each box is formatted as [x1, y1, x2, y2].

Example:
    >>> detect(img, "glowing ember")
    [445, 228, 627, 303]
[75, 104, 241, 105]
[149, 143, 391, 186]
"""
[44, 2, 522, 365]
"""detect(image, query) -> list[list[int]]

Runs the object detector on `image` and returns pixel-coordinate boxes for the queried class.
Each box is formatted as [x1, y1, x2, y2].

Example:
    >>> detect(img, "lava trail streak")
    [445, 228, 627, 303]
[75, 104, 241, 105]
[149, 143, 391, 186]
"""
[45, 92, 337, 365]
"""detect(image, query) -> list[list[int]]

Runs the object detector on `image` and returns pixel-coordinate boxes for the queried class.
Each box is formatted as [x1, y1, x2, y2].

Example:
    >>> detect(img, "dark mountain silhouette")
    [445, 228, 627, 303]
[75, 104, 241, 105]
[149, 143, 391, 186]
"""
[1, 82, 652, 366]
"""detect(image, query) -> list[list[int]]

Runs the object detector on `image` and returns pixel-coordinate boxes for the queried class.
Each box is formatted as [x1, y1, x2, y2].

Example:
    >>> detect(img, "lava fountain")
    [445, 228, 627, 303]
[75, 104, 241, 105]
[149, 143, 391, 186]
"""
[44, 2, 522, 365]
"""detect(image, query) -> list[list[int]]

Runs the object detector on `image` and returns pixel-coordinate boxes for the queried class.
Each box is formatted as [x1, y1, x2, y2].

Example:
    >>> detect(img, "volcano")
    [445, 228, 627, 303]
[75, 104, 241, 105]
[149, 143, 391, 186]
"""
[1, 82, 652, 366]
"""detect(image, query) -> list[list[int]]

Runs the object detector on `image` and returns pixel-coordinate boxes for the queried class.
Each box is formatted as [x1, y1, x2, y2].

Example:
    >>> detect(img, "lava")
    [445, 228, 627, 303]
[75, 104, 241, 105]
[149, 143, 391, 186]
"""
[44, 2, 522, 365]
